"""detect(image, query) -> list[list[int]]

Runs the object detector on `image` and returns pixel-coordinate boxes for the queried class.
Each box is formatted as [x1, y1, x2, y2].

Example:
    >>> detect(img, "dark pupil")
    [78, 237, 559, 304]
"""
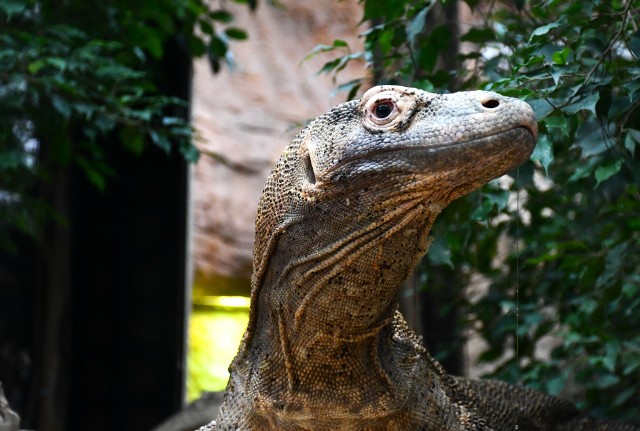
[375, 103, 393, 118]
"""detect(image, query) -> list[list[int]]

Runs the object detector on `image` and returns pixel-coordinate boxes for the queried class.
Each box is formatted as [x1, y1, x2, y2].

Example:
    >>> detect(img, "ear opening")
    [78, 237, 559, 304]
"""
[304, 151, 316, 185]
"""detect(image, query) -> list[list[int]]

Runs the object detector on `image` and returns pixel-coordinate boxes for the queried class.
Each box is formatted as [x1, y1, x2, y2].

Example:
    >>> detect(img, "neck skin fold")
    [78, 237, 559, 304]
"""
[242, 194, 444, 422]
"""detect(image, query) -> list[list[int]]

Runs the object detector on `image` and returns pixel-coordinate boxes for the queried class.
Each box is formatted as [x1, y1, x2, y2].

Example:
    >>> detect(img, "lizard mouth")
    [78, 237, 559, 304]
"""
[392, 125, 537, 154]
[324, 125, 538, 179]
[519, 122, 539, 142]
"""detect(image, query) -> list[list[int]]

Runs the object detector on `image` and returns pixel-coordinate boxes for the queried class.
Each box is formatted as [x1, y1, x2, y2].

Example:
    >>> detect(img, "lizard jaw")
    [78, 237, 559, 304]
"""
[322, 124, 537, 182]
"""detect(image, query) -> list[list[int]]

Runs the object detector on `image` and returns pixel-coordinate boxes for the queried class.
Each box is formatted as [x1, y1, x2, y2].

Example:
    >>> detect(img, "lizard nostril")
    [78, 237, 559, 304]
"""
[482, 99, 500, 109]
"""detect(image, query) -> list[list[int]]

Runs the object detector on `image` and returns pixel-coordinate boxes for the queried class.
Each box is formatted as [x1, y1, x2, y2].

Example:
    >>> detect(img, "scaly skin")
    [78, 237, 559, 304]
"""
[200, 86, 638, 431]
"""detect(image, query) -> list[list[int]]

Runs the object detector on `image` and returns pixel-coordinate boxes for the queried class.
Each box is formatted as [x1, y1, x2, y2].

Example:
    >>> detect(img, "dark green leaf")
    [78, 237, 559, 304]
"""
[625, 129, 640, 157]
[461, 28, 494, 43]
[562, 92, 599, 115]
[209, 36, 227, 57]
[574, 121, 609, 158]
[199, 20, 214, 36]
[304, 40, 350, 62]
[406, 7, 429, 48]
[593, 374, 620, 389]
[529, 98, 555, 119]
[225, 28, 248, 40]
[51, 95, 72, 119]
[209, 10, 233, 23]
[427, 234, 453, 268]
[630, 30, 640, 58]
[150, 130, 171, 152]
[530, 22, 561, 41]
[179, 144, 200, 163]
[0, 1, 26, 19]
[0, 151, 23, 169]
[594, 160, 622, 187]
[120, 126, 145, 156]
[531, 134, 554, 174]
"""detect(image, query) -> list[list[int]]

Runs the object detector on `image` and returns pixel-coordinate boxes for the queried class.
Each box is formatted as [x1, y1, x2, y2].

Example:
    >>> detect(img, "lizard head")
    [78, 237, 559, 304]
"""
[302, 85, 537, 202]
[251, 85, 537, 342]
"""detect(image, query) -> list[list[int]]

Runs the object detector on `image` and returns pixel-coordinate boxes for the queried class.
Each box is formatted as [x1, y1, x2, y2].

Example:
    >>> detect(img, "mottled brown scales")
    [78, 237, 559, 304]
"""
[199, 86, 638, 431]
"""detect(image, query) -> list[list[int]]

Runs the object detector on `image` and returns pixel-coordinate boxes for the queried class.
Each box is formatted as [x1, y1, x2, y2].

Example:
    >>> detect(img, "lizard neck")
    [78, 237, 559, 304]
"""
[240, 192, 446, 424]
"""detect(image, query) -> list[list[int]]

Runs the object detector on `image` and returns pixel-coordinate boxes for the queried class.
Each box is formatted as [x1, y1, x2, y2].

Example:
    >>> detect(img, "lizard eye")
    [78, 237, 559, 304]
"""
[374, 101, 394, 119]
[365, 98, 400, 127]
[361, 88, 416, 131]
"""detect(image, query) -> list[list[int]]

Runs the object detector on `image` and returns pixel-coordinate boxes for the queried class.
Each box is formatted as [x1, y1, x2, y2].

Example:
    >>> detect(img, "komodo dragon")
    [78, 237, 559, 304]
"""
[199, 86, 638, 431]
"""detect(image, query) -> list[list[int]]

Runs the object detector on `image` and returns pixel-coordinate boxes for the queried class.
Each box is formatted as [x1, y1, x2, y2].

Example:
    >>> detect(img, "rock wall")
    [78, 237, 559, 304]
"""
[190, 0, 364, 292]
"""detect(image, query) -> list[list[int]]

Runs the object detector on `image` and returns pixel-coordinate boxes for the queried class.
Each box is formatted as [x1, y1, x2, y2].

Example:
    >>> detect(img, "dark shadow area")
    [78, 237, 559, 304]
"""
[0, 36, 192, 431]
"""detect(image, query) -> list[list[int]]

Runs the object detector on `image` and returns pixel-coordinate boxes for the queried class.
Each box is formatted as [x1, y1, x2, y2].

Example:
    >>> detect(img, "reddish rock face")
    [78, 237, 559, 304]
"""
[191, 0, 363, 292]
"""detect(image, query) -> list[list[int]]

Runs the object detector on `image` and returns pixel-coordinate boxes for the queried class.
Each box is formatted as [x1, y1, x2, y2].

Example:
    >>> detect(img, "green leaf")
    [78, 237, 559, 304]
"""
[461, 28, 494, 43]
[47, 57, 67, 71]
[28, 59, 47, 75]
[304, 40, 350, 62]
[623, 79, 640, 103]
[150, 130, 171, 152]
[529, 98, 555, 119]
[574, 121, 609, 158]
[625, 129, 640, 156]
[530, 22, 561, 41]
[0, 151, 23, 169]
[612, 387, 636, 407]
[543, 115, 568, 137]
[208, 35, 228, 57]
[0, 1, 26, 19]
[579, 298, 598, 315]
[592, 373, 620, 389]
[552, 47, 571, 65]
[427, 234, 453, 268]
[332, 79, 362, 99]
[208, 37, 228, 72]
[76, 156, 112, 191]
[180, 144, 200, 163]
[127, 23, 164, 58]
[189, 37, 207, 57]
[161, 116, 185, 126]
[562, 92, 599, 115]
[545, 374, 567, 396]
[630, 30, 640, 58]
[594, 160, 622, 187]
[471, 189, 509, 221]
[51, 94, 72, 119]
[199, 20, 214, 36]
[623, 282, 638, 298]
[568, 156, 601, 182]
[209, 10, 233, 23]
[462, 0, 480, 8]
[603, 341, 620, 372]
[120, 126, 145, 156]
[317, 58, 341, 75]
[406, 7, 429, 48]
[225, 28, 248, 40]
[363, 0, 405, 20]
[332, 39, 348, 48]
[531, 134, 554, 174]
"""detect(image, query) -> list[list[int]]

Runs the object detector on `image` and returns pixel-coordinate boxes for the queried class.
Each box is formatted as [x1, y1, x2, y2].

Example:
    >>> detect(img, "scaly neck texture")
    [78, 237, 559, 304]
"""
[241, 189, 445, 424]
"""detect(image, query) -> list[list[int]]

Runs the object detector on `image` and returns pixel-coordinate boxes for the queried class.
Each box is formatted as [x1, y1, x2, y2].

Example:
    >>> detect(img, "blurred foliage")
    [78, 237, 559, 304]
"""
[313, 0, 640, 423]
[0, 0, 251, 250]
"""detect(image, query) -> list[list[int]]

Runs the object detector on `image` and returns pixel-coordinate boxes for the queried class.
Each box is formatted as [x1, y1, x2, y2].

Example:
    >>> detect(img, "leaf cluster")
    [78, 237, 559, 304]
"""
[313, 0, 640, 422]
[0, 0, 250, 249]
